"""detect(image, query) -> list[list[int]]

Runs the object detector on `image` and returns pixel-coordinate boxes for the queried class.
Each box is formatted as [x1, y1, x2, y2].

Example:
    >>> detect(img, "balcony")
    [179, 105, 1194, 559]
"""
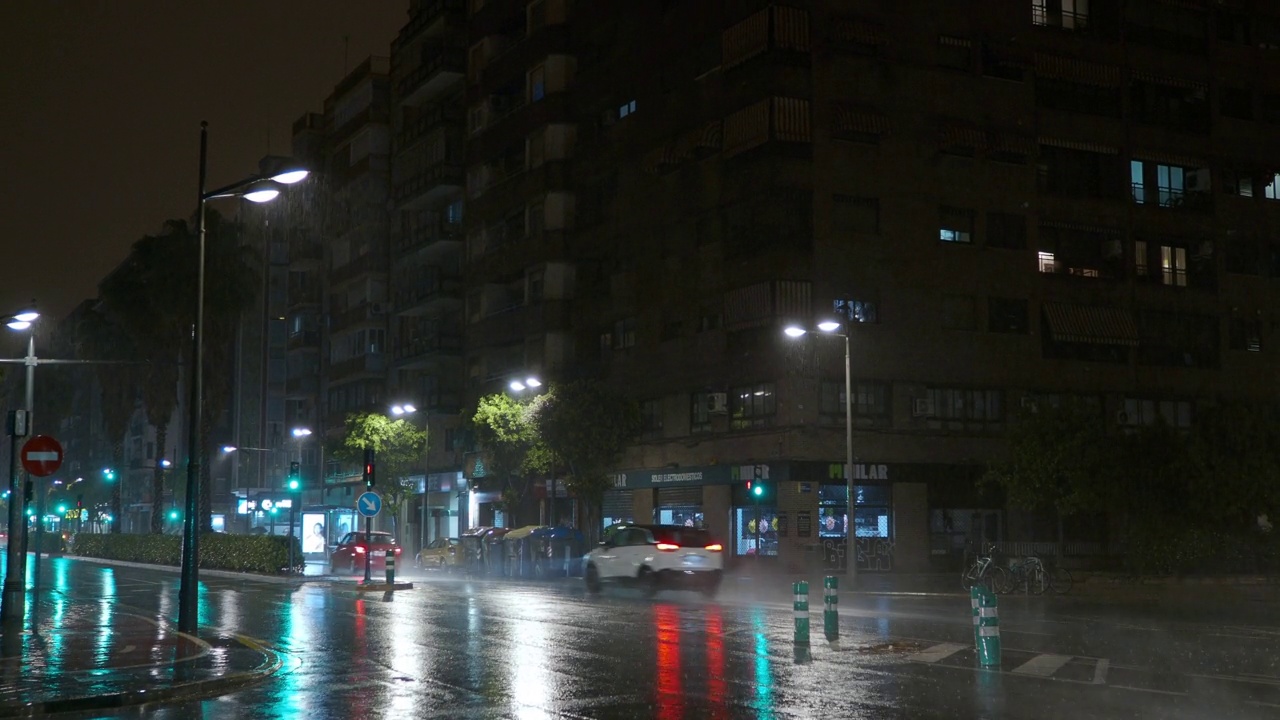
[469, 300, 571, 346]
[330, 253, 387, 286]
[328, 353, 386, 380]
[398, 102, 463, 150]
[331, 106, 391, 146]
[397, 41, 466, 106]
[329, 302, 388, 332]
[286, 330, 320, 352]
[285, 375, 318, 397]
[394, 333, 463, 368]
[395, 269, 463, 315]
[392, 0, 465, 53]
[289, 240, 323, 266]
[394, 161, 465, 210]
[395, 218, 463, 255]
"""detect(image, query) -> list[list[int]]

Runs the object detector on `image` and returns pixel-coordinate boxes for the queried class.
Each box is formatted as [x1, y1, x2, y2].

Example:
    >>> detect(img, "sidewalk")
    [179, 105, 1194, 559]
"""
[0, 565, 282, 716]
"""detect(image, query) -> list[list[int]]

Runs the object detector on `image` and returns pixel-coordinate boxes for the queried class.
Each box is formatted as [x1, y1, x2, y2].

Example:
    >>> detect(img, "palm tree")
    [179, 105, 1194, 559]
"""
[99, 223, 188, 534]
[75, 307, 141, 532]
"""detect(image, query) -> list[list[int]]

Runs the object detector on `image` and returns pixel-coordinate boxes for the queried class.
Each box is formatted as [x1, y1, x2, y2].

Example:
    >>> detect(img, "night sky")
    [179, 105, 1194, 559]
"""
[0, 1, 405, 324]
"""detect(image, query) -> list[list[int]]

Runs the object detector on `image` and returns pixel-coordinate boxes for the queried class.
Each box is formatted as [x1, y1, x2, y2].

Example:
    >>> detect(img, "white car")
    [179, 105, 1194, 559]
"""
[584, 524, 724, 597]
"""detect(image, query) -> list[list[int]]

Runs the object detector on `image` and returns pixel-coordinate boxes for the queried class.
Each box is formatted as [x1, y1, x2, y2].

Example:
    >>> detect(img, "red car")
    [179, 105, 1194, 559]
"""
[328, 531, 402, 574]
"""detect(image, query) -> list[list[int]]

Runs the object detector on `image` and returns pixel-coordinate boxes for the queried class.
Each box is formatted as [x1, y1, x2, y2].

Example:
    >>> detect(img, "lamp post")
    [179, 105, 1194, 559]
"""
[179, 122, 308, 635]
[288, 427, 310, 573]
[390, 403, 427, 554]
[1, 309, 38, 625]
[785, 321, 856, 587]
[507, 377, 548, 523]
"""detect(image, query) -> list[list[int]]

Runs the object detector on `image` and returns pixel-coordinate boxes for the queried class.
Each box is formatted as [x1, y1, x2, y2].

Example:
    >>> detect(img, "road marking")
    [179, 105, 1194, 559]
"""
[1011, 653, 1073, 677]
[1246, 701, 1280, 709]
[1112, 685, 1186, 697]
[908, 642, 967, 664]
[1093, 658, 1109, 685]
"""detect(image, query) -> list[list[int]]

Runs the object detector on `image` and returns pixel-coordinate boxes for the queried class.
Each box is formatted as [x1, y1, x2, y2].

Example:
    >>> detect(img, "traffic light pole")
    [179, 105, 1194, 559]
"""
[287, 502, 296, 573]
[362, 447, 375, 584]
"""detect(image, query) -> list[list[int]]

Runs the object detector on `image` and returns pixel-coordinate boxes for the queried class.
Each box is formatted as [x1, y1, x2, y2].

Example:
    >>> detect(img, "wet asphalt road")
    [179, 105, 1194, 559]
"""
[34, 560, 1280, 719]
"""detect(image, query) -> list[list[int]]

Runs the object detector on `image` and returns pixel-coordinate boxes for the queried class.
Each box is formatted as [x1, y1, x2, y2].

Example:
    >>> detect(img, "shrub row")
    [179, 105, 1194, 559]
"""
[1125, 524, 1279, 576]
[71, 533, 303, 574]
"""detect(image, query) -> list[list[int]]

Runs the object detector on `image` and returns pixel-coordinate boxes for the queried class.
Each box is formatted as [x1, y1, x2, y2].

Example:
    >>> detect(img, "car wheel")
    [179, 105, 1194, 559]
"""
[585, 564, 602, 594]
[638, 566, 660, 598]
[437, 557, 446, 571]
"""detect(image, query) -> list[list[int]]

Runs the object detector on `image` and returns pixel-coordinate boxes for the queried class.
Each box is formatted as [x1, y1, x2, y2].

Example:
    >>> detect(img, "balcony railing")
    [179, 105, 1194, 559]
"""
[398, 102, 464, 149]
[286, 330, 320, 351]
[289, 240, 323, 264]
[330, 253, 387, 285]
[397, 41, 466, 102]
[395, 218, 463, 255]
[328, 353, 386, 379]
[394, 270, 463, 312]
[393, 162, 465, 206]
[329, 303, 388, 331]
[394, 333, 463, 363]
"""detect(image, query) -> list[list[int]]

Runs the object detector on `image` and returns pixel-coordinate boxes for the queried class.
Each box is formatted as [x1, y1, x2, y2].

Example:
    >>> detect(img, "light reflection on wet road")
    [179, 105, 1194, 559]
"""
[42, 561, 1280, 719]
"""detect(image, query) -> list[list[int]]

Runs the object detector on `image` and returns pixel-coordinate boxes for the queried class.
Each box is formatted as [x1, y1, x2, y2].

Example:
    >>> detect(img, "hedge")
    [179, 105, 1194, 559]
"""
[71, 533, 304, 574]
[1125, 524, 1279, 576]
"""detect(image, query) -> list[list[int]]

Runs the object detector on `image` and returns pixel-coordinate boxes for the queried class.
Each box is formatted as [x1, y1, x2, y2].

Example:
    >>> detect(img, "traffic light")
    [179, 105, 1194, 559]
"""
[103, 467, 116, 481]
[748, 466, 768, 501]
[56, 504, 67, 514]
[288, 461, 301, 492]
[362, 447, 376, 488]
[168, 509, 180, 521]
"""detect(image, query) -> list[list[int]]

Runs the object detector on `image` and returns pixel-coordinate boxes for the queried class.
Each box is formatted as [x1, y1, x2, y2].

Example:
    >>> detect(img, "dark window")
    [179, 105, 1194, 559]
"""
[1123, 0, 1207, 54]
[1221, 86, 1253, 120]
[942, 294, 978, 331]
[690, 392, 713, 433]
[1217, 9, 1251, 44]
[1036, 78, 1122, 117]
[1138, 311, 1219, 369]
[925, 387, 1005, 431]
[981, 42, 1026, 82]
[832, 195, 879, 234]
[1261, 93, 1280, 124]
[1224, 234, 1261, 275]
[1229, 317, 1263, 352]
[640, 399, 664, 437]
[820, 381, 890, 427]
[937, 36, 972, 71]
[612, 318, 636, 349]
[988, 298, 1029, 334]
[1038, 145, 1121, 199]
[1032, 0, 1090, 31]
[1131, 81, 1209, 133]
[987, 212, 1027, 249]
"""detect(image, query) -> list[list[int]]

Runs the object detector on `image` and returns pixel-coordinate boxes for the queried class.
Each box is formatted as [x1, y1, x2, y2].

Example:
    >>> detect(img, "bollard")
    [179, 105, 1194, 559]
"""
[823, 575, 839, 641]
[793, 581, 810, 645]
[970, 586, 981, 646]
[386, 550, 396, 585]
[975, 586, 1001, 667]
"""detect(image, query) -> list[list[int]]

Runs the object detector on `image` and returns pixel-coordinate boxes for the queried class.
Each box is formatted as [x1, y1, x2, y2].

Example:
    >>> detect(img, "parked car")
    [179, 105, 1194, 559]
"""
[584, 524, 724, 597]
[329, 531, 402, 574]
[416, 537, 460, 570]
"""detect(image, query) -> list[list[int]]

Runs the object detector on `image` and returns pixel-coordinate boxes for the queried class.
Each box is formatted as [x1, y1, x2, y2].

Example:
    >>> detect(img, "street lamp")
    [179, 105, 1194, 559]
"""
[1, 308, 37, 625]
[508, 377, 542, 393]
[179, 121, 308, 635]
[784, 321, 856, 586]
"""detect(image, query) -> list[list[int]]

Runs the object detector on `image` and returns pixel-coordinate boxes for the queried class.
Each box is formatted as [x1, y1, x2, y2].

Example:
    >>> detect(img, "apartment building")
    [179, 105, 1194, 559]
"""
[457, 0, 1280, 572]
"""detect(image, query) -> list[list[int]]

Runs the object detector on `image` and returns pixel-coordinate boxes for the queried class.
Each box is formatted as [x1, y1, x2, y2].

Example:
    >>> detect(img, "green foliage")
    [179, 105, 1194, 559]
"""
[1182, 403, 1280, 529]
[530, 380, 640, 506]
[470, 393, 543, 490]
[981, 403, 1115, 515]
[72, 533, 303, 574]
[338, 412, 427, 524]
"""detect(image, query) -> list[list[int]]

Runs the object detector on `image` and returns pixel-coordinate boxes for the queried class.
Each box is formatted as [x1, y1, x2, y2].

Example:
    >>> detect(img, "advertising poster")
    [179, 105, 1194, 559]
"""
[302, 513, 327, 553]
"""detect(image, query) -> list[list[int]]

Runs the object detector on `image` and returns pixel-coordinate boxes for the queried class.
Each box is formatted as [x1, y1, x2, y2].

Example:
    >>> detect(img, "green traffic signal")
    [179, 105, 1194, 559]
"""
[168, 510, 179, 520]
[103, 468, 116, 481]
[752, 485, 764, 498]
[288, 478, 300, 491]
[56, 504, 67, 514]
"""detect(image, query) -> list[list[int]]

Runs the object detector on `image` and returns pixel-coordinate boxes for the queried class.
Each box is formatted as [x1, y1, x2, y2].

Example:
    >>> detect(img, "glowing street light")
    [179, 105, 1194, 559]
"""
[509, 376, 542, 393]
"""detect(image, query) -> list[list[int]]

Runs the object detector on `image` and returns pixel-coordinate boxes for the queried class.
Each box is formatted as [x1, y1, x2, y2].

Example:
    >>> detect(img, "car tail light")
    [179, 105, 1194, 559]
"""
[394, 547, 402, 554]
[354, 546, 366, 554]
[655, 543, 680, 551]
[704, 543, 723, 552]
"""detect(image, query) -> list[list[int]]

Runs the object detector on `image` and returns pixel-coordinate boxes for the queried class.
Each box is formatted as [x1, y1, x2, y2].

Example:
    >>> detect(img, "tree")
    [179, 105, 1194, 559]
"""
[337, 412, 427, 539]
[470, 393, 543, 525]
[99, 222, 188, 534]
[529, 380, 639, 540]
[75, 307, 141, 533]
[1182, 403, 1280, 530]
[981, 403, 1119, 546]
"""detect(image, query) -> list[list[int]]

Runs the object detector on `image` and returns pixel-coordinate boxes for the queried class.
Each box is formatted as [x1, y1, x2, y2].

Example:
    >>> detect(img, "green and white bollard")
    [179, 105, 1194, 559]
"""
[793, 581, 810, 645]
[975, 586, 1000, 667]
[970, 586, 981, 646]
[386, 550, 396, 585]
[823, 575, 839, 641]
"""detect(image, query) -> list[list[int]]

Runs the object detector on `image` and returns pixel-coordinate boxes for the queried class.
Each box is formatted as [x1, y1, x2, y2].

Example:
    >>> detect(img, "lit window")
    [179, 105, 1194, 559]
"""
[939, 206, 974, 244]
[1037, 251, 1056, 273]
[1265, 173, 1280, 200]
[1032, 0, 1089, 30]
[1157, 164, 1185, 207]
[1160, 246, 1187, 286]
[1134, 240, 1148, 277]
[528, 65, 546, 102]
[1131, 160, 1145, 204]
[619, 100, 637, 119]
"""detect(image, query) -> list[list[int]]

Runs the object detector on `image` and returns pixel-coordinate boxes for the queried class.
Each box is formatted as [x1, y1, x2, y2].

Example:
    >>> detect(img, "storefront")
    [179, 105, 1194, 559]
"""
[602, 460, 944, 573]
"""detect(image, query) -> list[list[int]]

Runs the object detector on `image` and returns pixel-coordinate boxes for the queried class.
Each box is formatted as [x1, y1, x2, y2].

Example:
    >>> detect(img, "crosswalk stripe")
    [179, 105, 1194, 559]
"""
[1093, 658, 1110, 685]
[908, 642, 967, 664]
[1011, 653, 1073, 677]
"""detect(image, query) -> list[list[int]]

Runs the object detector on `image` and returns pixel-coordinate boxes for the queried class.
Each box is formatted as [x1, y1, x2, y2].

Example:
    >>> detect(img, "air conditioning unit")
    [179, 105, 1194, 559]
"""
[706, 392, 728, 414]
[912, 397, 936, 417]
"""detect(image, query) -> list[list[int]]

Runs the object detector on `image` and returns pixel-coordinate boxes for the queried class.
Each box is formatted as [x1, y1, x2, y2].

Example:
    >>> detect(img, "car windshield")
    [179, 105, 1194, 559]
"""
[364, 533, 395, 545]
[651, 527, 714, 547]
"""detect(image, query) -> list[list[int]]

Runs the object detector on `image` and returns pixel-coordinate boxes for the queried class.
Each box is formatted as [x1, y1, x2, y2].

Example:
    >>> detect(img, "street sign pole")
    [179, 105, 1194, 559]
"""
[1, 410, 28, 625]
[363, 514, 373, 584]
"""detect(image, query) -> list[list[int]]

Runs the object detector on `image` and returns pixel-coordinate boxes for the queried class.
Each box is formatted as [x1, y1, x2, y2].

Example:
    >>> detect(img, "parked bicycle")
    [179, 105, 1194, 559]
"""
[1001, 555, 1050, 594]
[961, 544, 1006, 592]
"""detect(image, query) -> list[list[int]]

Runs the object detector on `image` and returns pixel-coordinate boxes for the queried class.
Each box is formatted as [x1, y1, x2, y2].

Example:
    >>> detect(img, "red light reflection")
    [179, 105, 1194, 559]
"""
[654, 603, 684, 720]
[706, 606, 728, 720]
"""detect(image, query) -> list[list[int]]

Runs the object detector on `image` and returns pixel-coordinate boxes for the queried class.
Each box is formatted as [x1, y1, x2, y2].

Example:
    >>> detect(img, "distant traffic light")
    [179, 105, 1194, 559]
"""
[168, 509, 180, 521]
[102, 468, 116, 481]
[56, 504, 67, 514]
[288, 461, 301, 491]
[362, 448, 376, 488]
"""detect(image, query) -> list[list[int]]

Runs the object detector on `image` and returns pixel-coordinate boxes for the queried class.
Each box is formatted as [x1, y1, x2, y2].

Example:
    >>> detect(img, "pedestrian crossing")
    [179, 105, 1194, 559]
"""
[906, 641, 1280, 709]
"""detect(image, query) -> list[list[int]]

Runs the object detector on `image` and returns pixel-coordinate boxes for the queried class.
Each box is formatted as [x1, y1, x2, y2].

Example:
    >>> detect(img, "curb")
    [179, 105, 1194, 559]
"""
[64, 555, 321, 585]
[0, 633, 284, 718]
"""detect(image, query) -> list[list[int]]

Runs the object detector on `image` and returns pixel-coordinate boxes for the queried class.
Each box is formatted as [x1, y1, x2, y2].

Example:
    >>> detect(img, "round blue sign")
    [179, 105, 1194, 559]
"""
[357, 491, 382, 517]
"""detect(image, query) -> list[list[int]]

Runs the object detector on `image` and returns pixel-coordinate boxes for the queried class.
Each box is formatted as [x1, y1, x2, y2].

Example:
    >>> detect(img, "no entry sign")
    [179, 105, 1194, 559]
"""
[21, 435, 63, 477]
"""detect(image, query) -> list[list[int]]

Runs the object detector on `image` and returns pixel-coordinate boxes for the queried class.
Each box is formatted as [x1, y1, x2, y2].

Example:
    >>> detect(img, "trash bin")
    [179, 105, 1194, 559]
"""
[481, 528, 510, 576]
[460, 527, 491, 575]
[502, 525, 545, 578]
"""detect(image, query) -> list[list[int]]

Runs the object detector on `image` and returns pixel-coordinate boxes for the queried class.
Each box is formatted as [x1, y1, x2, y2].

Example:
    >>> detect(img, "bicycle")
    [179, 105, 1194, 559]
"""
[1000, 555, 1050, 595]
[961, 544, 1006, 592]
[1044, 558, 1074, 595]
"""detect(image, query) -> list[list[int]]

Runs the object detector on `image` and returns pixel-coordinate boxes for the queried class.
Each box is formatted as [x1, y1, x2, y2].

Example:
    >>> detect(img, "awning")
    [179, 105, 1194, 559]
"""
[1043, 303, 1139, 346]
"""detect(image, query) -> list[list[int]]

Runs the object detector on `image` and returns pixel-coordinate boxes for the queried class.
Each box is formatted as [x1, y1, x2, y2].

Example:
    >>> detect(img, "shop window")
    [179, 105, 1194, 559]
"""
[734, 507, 779, 556]
[730, 382, 776, 429]
[655, 507, 704, 528]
